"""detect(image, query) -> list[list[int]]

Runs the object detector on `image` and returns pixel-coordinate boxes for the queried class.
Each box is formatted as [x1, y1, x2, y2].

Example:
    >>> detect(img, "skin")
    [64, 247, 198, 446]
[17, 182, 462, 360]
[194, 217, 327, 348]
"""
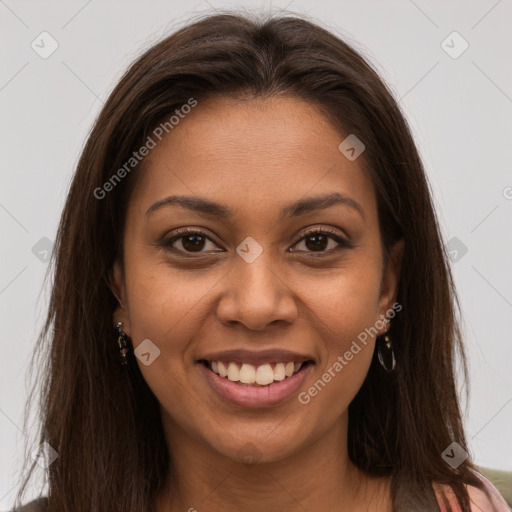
[112, 95, 404, 511]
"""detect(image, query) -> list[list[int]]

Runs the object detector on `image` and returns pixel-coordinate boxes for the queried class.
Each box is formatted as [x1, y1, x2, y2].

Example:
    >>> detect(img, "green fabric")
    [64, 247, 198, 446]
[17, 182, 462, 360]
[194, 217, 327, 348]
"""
[477, 466, 512, 508]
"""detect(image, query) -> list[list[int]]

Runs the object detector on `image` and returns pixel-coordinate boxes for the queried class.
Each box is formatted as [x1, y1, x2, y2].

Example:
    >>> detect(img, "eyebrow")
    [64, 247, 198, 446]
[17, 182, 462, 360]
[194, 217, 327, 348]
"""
[145, 192, 364, 220]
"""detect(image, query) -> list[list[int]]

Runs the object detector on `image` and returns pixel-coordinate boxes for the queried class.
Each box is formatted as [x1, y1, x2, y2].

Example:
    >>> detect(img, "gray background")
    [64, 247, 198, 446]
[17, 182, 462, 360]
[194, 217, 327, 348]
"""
[1, 0, 511, 507]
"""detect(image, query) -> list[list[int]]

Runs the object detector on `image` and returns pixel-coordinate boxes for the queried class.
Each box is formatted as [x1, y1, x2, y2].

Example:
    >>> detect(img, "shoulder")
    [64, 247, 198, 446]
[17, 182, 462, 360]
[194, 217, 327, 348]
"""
[10, 497, 48, 512]
[465, 472, 510, 511]
[434, 472, 509, 512]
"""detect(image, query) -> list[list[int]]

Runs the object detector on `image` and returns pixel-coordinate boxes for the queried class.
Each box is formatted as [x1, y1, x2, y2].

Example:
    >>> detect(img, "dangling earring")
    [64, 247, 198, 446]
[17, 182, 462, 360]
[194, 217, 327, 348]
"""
[377, 333, 396, 372]
[115, 322, 130, 366]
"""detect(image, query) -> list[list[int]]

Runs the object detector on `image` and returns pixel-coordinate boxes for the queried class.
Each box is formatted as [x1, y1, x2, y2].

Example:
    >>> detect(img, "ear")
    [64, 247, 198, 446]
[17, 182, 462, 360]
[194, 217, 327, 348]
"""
[109, 259, 131, 336]
[377, 238, 404, 333]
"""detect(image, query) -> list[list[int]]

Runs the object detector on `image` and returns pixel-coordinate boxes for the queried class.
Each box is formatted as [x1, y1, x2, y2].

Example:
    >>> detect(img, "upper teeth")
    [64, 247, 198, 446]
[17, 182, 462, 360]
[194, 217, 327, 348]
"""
[210, 361, 303, 386]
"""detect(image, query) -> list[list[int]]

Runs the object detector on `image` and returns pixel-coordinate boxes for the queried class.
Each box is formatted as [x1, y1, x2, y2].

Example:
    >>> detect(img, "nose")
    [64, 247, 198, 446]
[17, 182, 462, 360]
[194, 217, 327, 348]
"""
[216, 252, 298, 331]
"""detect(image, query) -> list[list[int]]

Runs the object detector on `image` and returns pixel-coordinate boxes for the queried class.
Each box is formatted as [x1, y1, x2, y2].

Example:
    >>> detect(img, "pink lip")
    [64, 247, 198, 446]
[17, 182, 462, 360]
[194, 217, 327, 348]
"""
[198, 362, 313, 408]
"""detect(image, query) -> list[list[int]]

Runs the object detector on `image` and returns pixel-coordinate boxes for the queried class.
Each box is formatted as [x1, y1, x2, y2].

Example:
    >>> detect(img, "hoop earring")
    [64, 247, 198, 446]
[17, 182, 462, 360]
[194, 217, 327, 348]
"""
[377, 333, 396, 372]
[115, 322, 130, 366]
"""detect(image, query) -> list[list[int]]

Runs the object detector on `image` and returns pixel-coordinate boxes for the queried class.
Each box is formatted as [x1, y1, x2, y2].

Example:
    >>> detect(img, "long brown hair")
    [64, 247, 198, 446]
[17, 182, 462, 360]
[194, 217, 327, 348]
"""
[15, 11, 494, 512]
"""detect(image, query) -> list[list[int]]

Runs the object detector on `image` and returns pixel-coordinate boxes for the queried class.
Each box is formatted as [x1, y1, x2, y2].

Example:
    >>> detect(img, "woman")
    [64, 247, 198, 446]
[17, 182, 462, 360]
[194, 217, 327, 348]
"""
[13, 11, 509, 512]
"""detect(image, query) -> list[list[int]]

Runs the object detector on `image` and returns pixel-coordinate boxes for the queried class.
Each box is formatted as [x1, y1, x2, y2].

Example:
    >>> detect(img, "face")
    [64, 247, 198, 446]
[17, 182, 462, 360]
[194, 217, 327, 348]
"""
[112, 95, 402, 464]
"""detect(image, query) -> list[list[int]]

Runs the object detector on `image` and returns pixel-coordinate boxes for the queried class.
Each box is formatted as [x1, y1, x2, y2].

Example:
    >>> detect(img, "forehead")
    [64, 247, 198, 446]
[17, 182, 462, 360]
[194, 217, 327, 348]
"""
[131, 95, 377, 223]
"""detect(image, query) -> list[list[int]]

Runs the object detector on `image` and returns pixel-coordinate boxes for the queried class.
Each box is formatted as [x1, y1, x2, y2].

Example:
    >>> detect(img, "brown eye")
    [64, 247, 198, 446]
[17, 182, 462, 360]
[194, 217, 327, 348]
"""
[304, 233, 329, 251]
[180, 234, 207, 252]
[162, 229, 221, 254]
[291, 229, 352, 254]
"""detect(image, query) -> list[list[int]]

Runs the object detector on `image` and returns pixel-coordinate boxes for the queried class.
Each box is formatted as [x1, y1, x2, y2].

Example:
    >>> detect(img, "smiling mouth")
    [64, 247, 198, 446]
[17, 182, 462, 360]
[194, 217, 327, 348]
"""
[198, 359, 314, 386]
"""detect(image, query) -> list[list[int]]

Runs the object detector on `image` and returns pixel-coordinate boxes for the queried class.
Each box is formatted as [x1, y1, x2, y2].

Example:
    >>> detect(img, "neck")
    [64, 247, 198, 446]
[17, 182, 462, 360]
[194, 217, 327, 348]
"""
[155, 411, 391, 512]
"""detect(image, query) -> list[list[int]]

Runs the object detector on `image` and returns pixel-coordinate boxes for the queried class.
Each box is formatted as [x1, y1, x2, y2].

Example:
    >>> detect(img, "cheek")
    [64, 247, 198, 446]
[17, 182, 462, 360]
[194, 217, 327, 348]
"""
[298, 340, 374, 428]
[305, 255, 383, 344]
[124, 249, 217, 338]
[121, 249, 233, 403]
[296, 256, 381, 408]
[121, 256, 237, 445]
[297, 295, 377, 422]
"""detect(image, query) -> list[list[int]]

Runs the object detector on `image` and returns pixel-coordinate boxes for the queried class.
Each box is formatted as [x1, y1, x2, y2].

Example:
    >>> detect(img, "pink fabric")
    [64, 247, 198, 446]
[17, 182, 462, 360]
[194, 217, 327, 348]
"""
[436, 472, 509, 511]
[437, 494, 462, 512]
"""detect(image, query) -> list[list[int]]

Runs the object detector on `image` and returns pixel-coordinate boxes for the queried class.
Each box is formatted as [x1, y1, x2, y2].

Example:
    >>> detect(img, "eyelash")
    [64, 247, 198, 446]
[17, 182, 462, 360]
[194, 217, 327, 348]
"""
[159, 227, 353, 257]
